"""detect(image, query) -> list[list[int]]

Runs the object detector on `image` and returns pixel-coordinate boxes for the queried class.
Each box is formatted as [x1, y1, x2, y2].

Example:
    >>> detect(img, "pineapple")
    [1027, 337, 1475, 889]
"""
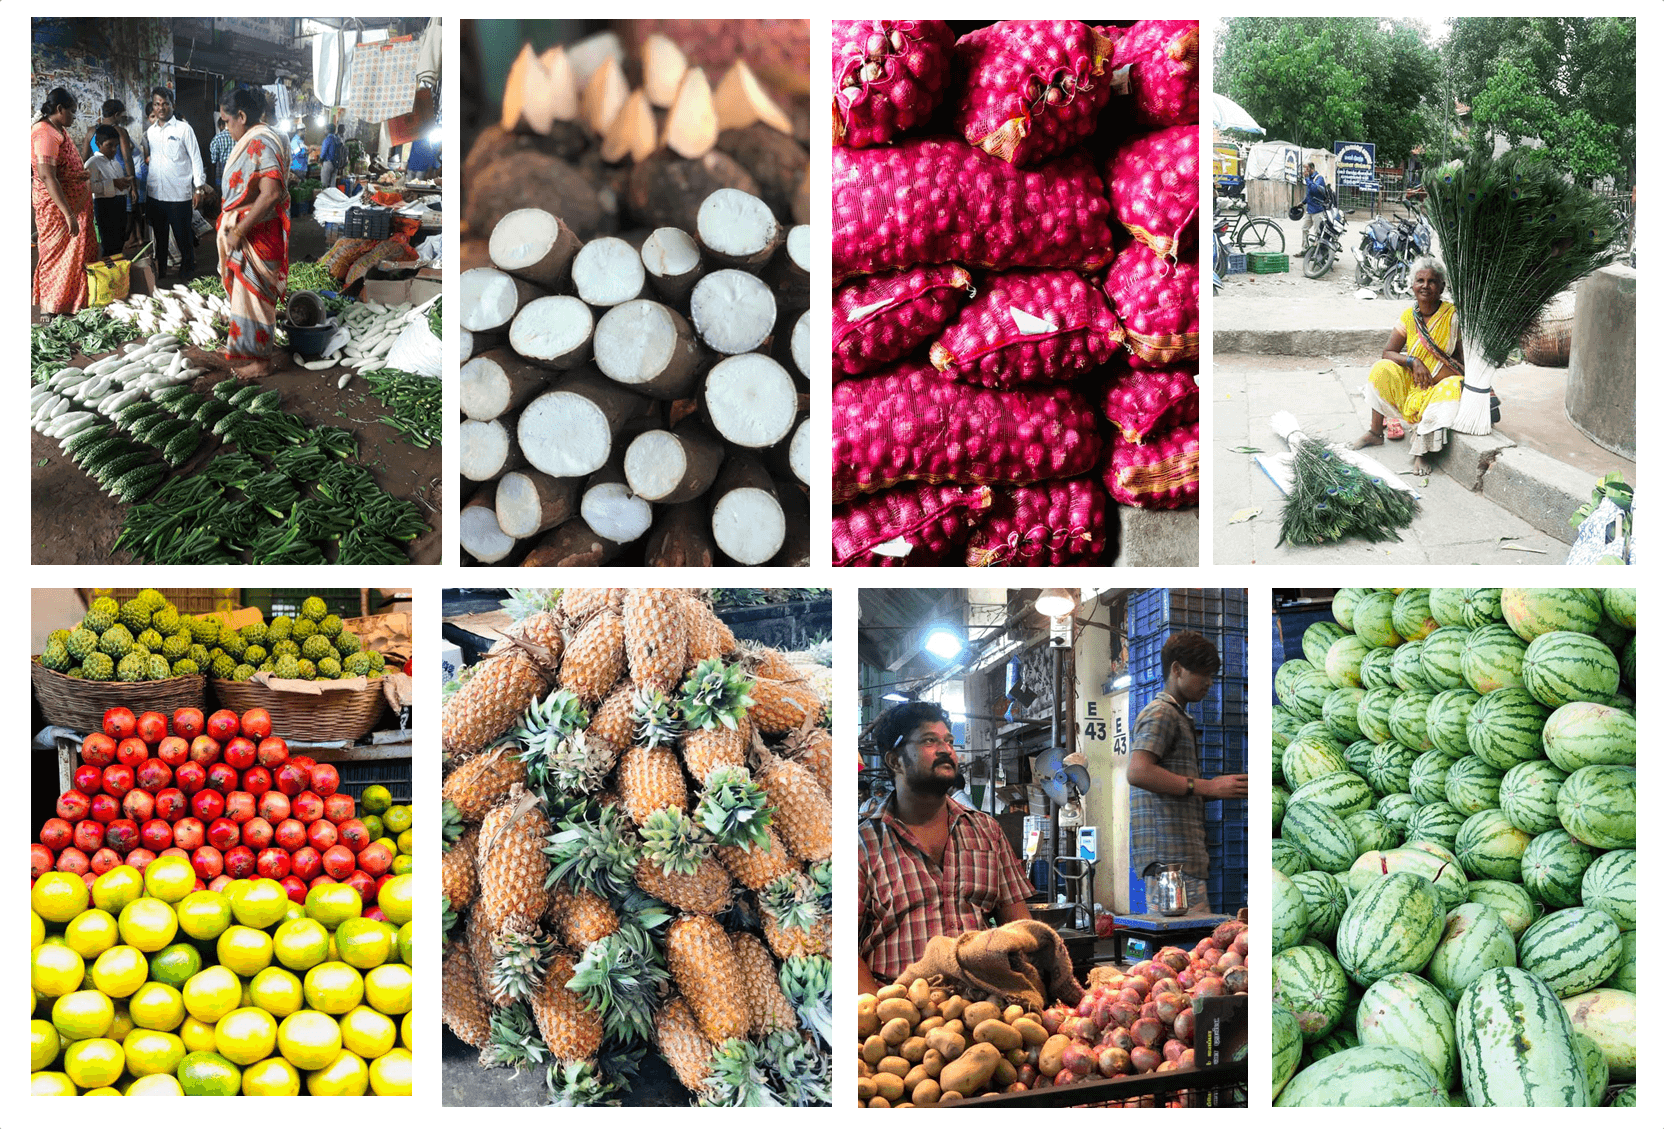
[558, 587, 611, 626]
[443, 746, 528, 821]
[442, 825, 479, 908]
[655, 998, 717, 1098]
[442, 939, 495, 1049]
[567, 924, 671, 1045]
[617, 745, 688, 827]
[623, 589, 689, 694]
[761, 1027, 831, 1106]
[586, 680, 639, 749]
[678, 659, 756, 783]
[753, 750, 832, 863]
[476, 786, 552, 934]
[693, 765, 774, 849]
[490, 925, 554, 1001]
[547, 882, 619, 950]
[746, 678, 824, 735]
[778, 954, 833, 1044]
[664, 914, 749, 1043]
[730, 931, 796, 1038]
[513, 607, 564, 654]
[514, 690, 617, 798]
[559, 609, 625, 704]
[758, 872, 828, 960]
[443, 648, 554, 760]
[680, 596, 737, 665]
[467, 900, 513, 1007]
[778, 725, 833, 801]
[635, 855, 732, 915]
[632, 686, 682, 748]
[716, 824, 797, 892]
[748, 648, 800, 682]
[638, 806, 712, 875]
[528, 949, 603, 1063]
[480, 1000, 549, 1070]
[544, 802, 642, 901]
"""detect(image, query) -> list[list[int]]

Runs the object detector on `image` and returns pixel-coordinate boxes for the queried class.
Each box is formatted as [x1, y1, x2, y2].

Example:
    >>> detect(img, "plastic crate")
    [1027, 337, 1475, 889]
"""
[1224, 252, 1248, 275]
[1197, 726, 1247, 776]
[336, 758, 412, 806]
[1196, 672, 1247, 728]
[1130, 634, 1165, 688]
[1247, 252, 1288, 274]
[1209, 866, 1247, 915]
[1127, 866, 1147, 914]
[345, 205, 392, 239]
[1271, 606, 1335, 680]
[1129, 589, 1248, 639]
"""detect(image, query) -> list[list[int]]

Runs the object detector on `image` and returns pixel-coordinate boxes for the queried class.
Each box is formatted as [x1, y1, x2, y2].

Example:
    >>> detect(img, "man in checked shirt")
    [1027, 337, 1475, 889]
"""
[1126, 631, 1249, 915]
[858, 701, 1034, 994]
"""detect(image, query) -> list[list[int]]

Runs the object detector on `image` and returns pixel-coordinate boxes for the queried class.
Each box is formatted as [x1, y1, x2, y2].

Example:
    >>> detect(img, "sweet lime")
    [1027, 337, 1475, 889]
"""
[107, 1000, 133, 1042]
[377, 873, 413, 925]
[143, 856, 196, 904]
[339, 1004, 396, 1059]
[400, 1011, 413, 1049]
[63, 909, 120, 959]
[116, 897, 177, 952]
[215, 1007, 279, 1065]
[277, 1010, 342, 1070]
[273, 917, 331, 971]
[125, 1073, 184, 1095]
[90, 866, 145, 915]
[62, 1037, 124, 1089]
[359, 785, 392, 815]
[126, 982, 185, 1032]
[177, 1049, 242, 1095]
[90, 945, 148, 998]
[396, 829, 414, 855]
[230, 878, 290, 929]
[242, 1055, 301, 1095]
[303, 961, 363, 1014]
[182, 964, 242, 1024]
[249, 966, 305, 1018]
[122, 1027, 186, 1077]
[391, 854, 414, 876]
[30, 1018, 61, 1071]
[32, 872, 90, 924]
[369, 1046, 412, 1096]
[51, 990, 114, 1040]
[32, 1071, 77, 1095]
[397, 921, 413, 966]
[148, 941, 203, 988]
[178, 1014, 218, 1053]
[381, 805, 412, 834]
[364, 963, 412, 1016]
[176, 890, 234, 941]
[304, 882, 362, 927]
[32, 909, 46, 949]
[31, 943, 85, 998]
[306, 1048, 369, 1096]
[217, 924, 275, 977]
[335, 917, 393, 969]
[360, 813, 385, 841]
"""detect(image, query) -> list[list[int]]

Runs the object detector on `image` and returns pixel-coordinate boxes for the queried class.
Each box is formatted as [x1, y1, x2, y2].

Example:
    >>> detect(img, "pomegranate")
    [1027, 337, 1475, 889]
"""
[140, 819, 173, 851]
[135, 758, 172, 791]
[56, 790, 91, 821]
[321, 844, 356, 880]
[157, 846, 188, 861]
[103, 707, 136, 740]
[31, 843, 55, 878]
[343, 869, 377, 902]
[336, 819, 370, 853]
[288, 755, 316, 772]
[205, 764, 240, 793]
[191, 845, 225, 881]
[362, 905, 388, 922]
[41, 818, 74, 852]
[190, 789, 225, 822]
[156, 736, 190, 768]
[175, 762, 207, 795]
[257, 792, 292, 824]
[290, 846, 322, 880]
[255, 736, 289, 768]
[135, 711, 168, 744]
[241, 817, 274, 851]
[56, 846, 91, 875]
[121, 789, 155, 824]
[189, 735, 221, 766]
[242, 767, 273, 797]
[102, 765, 135, 797]
[154, 787, 188, 821]
[223, 736, 257, 771]
[172, 817, 205, 851]
[88, 794, 121, 823]
[274, 763, 309, 796]
[172, 708, 205, 740]
[124, 847, 157, 871]
[308, 763, 340, 797]
[357, 842, 393, 877]
[208, 875, 232, 893]
[322, 793, 355, 823]
[280, 875, 308, 903]
[73, 765, 104, 794]
[222, 844, 256, 880]
[307, 820, 339, 853]
[292, 791, 324, 823]
[206, 710, 240, 742]
[115, 737, 149, 767]
[274, 819, 307, 852]
[223, 791, 256, 824]
[74, 819, 105, 852]
[240, 708, 273, 740]
[81, 732, 117, 767]
[206, 818, 241, 851]
[256, 847, 292, 880]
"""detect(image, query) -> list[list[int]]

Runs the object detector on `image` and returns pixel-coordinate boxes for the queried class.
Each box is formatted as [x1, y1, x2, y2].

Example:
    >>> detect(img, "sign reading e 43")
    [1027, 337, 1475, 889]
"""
[1333, 141, 1377, 187]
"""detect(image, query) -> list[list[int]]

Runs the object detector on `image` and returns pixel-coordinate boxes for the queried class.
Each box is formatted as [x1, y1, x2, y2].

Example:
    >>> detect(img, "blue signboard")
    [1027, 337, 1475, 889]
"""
[1333, 141, 1376, 187]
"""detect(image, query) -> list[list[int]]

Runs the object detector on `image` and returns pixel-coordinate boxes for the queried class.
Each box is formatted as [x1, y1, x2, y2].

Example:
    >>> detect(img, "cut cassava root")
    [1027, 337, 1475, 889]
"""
[623, 419, 726, 504]
[571, 237, 647, 307]
[489, 208, 583, 291]
[703, 352, 798, 449]
[592, 300, 705, 400]
[460, 350, 548, 422]
[708, 454, 785, 565]
[517, 372, 645, 478]
[462, 268, 545, 333]
[460, 418, 527, 483]
[495, 469, 580, 539]
[580, 457, 655, 543]
[696, 188, 782, 269]
[690, 269, 776, 355]
[509, 295, 595, 369]
[640, 227, 705, 304]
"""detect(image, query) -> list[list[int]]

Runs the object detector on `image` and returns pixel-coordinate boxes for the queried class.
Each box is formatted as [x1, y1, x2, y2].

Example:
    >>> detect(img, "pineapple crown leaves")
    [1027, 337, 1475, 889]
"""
[545, 1057, 623, 1107]
[502, 587, 563, 622]
[698, 1038, 785, 1108]
[442, 800, 466, 849]
[760, 1028, 831, 1106]
[692, 766, 776, 850]
[631, 686, 684, 749]
[777, 956, 832, 1046]
[490, 928, 555, 1001]
[544, 803, 643, 900]
[481, 1000, 550, 1072]
[566, 930, 672, 1045]
[806, 860, 832, 909]
[678, 659, 756, 732]
[517, 688, 591, 739]
[612, 887, 674, 938]
[637, 806, 715, 876]
[759, 873, 822, 933]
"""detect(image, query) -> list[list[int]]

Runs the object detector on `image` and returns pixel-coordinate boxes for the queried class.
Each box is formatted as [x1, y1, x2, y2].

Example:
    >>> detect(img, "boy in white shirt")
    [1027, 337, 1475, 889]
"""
[87, 126, 133, 256]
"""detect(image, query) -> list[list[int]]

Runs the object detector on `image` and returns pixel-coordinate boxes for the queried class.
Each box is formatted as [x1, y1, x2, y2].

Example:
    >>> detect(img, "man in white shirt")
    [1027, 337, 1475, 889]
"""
[144, 87, 205, 280]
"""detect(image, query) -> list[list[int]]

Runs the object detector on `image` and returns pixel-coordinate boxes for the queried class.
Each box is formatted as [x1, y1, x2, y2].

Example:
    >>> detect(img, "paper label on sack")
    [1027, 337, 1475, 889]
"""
[1008, 306, 1057, 335]
[247, 671, 374, 696]
[847, 298, 894, 321]
[871, 537, 915, 558]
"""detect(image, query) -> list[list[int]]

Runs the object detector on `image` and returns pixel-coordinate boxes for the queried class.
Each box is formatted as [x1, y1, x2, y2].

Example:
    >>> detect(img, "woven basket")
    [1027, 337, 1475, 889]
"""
[31, 659, 206, 733]
[210, 678, 388, 743]
[1523, 322, 1572, 368]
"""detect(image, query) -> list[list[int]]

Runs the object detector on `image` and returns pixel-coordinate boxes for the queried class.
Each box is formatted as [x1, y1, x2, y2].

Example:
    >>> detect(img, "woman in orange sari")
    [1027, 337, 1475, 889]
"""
[216, 88, 290, 377]
[32, 88, 97, 318]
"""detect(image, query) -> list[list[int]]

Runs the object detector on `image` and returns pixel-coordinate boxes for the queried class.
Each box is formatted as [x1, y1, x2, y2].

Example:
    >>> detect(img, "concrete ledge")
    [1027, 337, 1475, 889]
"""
[1445, 430, 1515, 492]
[1116, 507, 1198, 566]
[1213, 327, 1385, 356]
[1480, 445, 1598, 544]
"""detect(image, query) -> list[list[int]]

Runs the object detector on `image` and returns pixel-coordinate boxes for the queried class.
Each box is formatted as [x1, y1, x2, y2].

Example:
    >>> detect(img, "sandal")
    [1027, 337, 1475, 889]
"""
[1385, 419, 1406, 440]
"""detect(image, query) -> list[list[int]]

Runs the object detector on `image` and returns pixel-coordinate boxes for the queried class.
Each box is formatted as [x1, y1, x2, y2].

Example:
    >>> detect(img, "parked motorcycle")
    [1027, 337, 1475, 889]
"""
[1300, 203, 1348, 278]
[1355, 203, 1432, 297]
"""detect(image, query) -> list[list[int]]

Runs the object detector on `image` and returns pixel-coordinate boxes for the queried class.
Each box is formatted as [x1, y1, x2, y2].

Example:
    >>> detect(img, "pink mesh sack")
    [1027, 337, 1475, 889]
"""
[964, 478, 1109, 566]
[951, 20, 1119, 168]
[832, 21, 956, 149]
[1103, 368, 1199, 443]
[1110, 20, 1200, 129]
[832, 137, 1116, 282]
[927, 268, 1123, 387]
[832, 361, 1103, 503]
[833, 264, 973, 378]
[1104, 421, 1199, 509]
[833, 482, 993, 567]
[1106, 125, 1200, 256]
[1103, 240, 1199, 370]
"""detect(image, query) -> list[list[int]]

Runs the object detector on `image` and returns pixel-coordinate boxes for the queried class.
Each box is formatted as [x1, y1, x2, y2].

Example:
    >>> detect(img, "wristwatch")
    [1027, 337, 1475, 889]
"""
[1186, 777, 1195, 796]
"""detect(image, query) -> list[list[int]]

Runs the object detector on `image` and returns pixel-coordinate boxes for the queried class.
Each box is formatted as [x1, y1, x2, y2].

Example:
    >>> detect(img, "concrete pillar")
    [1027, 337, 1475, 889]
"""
[1565, 264, 1636, 459]
[1074, 616, 1131, 914]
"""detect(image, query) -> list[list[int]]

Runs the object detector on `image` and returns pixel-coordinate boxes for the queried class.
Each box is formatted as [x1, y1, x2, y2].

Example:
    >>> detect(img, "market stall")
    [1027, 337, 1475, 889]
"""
[855, 588, 1248, 1107]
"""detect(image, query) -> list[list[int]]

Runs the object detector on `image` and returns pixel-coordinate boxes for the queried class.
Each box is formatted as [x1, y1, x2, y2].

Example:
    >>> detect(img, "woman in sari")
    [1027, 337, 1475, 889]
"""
[216, 88, 290, 377]
[1352, 255, 1464, 475]
[32, 88, 97, 319]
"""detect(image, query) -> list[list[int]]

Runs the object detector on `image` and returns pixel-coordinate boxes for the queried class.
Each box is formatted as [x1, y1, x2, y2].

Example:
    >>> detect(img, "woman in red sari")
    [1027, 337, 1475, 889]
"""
[216, 88, 290, 377]
[32, 88, 97, 318]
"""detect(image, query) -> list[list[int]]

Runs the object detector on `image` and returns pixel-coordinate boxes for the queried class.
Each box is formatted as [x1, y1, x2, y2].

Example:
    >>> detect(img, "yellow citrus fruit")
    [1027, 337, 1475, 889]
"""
[32, 910, 46, 949]
[30, 1018, 61, 1071]
[361, 813, 385, 840]
[32, 872, 90, 924]
[116, 897, 177, 953]
[381, 805, 412, 834]
[216, 924, 275, 976]
[84, 1086, 121, 1095]
[215, 1006, 279, 1065]
[326, 932, 340, 963]
[231, 878, 290, 929]
[400, 1011, 413, 1049]
[91, 866, 145, 916]
[372, 836, 398, 856]
[398, 922, 413, 965]
[176, 890, 234, 941]
[303, 882, 362, 928]
[396, 828, 414, 855]
[391, 854, 414, 876]
[369, 1047, 413, 1096]
[51, 989, 114, 1040]
[242, 1055, 302, 1095]
[339, 1004, 397, 1059]
[249, 966, 305, 1018]
[31, 943, 85, 998]
[178, 1014, 218, 1053]
[62, 1037, 124, 1089]
[177, 1049, 242, 1095]
[182, 964, 242, 1024]
[360, 785, 392, 815]
[378, 873, 414, 926]
[364, 963, 412, 1016]
[90, 944, 149, 999]
[63, 909, 120, 959]
[221, 878, 253, 905]
[32, 1070, 77, 1095]
[107, 1000, 133, 1041]
[123, 1027, 187, 1076]
[303, 961, 364, 1014]
[277, 1009, 342, 1070]
[147, 941, 203, 988]
[142, 856, 196, 904]
[125, 1073, 184, 1095]
[335, 917, 393, 969]
[282, 901, 308, 925]
[306, 1048, 369, 1096]
[126, 982, 185, 1031]
[273, 917, 331, 971]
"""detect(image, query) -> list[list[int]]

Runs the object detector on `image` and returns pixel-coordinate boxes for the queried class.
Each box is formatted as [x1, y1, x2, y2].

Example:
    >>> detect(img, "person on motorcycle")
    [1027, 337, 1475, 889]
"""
[1295, 162, 1329, 257]
[1351, 256, 1466, 475]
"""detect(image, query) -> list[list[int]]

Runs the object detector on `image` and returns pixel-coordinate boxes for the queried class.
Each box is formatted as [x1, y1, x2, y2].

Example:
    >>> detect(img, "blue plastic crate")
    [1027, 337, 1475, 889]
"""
[1130, 634, 1165, 687]
[1197, 726, 1248, 776]
[1130, 589, 1250, 639]
[1271, 607, 1336, 678]
[1197, 673, 1247, 727]
[1127, 866, 1147, 914]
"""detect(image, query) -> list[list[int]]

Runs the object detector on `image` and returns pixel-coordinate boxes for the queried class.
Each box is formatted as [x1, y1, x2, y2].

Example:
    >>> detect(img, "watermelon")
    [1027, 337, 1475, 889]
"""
[1459, 587, 1505, 628]
[1501, 587, 1603, 641]
[1464, 879, 1540, 938]
[1345, 809, 1400, 856]
[1541, 701, 1635, 770]
[1461, 623, 1530, 693]
[1400, 839, 1461, 872]
[1364, 741, 1416, 797]
[1454, 809, 1533, 882]
[1276, 1044, 1448, 1106]
[1374, 793, 1420, 835]
[1303, 1027, 1362, 1068]
[1273, 1003, 1304, 1100]
[1325, 634, 1372, 689]
[1360, 647, 1399, 690]
[1586, 617, 1632, 659]
[1598, 586, 1633, 631]
[1304, 620, 1350, 668]
[1283, 735, 1349, 792]
[1290, 771, 1374, 819]
[1605, 688, 1633, 712]
[1610, 1085, 1635, 1107]
[1519, 907, 1621, 998]
[1292, 667, 1340, 722]
[1443, 755, 1504, 815]
[1405, 802, 1466, 851]
[1348, 847, 1468, 912]
[1272, 785, 1288, 834]
[1356, 972, 1459, 1089]
[1427, 901, 1518, 1003]
[1322, 687, 1367, 744]
[1418, 627, 1471, 692]
[1465, 687, 1550, 771]
[1561, 988, 1636, 1082]
[1572, 1031, 1609, 1107]
[1606, 930, 1636, 993]
[1283, 799, 1359, 873]
[1518, 829, 1596, 909]
[1276, 658, 1315, 706]
[1342, 738, 1377, 777]
[1357, 687, 1401, 743]
[1390, 641, 1431, 692]
[1521, 631, 1619, 709]
[1429, 588, 1468, 628]
[1579, 849, 1635, 932]
[1291, 869, 1350, 942]
[1392, 589, 1439, 642]
[1273, 838, 1314, 877]
[1274, 943, 1351, 1037]
[1620, 637, 1634, 688]
[1354, 591, 1406, 650]
[1272, 704, 1302, 751]
[1387, 689, 1436, 751]
[1424, 687, 1478, 755]
[1556, 764, 1635, 849]
[1296, 720, 1346, 752]
[1456, 966, 1588, 1106]
[1332, 588, 1368, 631]
[1497, 760, 1568, 835]
[1408, 748, 1462, 805]
[1272, 867, 1310, 953]
[1336, 871, 1444, 987]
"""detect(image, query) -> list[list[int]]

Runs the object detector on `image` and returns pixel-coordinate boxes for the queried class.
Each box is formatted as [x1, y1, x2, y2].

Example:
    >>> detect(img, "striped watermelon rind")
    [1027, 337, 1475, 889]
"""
[1420, 627, 1472, 692]
[1463, 879, 1540, 938]
[1356, 972, 1459, 1090]
[1501, 587, 1603, 642]
[1521, 630, 1619, 709]
[1272, 785, 1288, 834]
[1348, 847, 1469, 913]
[1461, 623, 1530, 694]
[1541, 701, 1636, 771]
[1392, 589, 1439, 642]
[1374, 793, 1420, 834]
[1606, 930, 1636, 993]
[1425, 687, 1479, 755]
[1599, 587, 1635, 630]
[1465, 687, 1550, 771]
[1579, 849, 1635, 932]
[1454, 808, 1534, 882]
[1354, 591, 1406, 650]
[1561, 987, 1636, 1083]
[1620, 637, 1634, 689]
[1459, 588, 1505, 629]
[1302, 1028, 1361, 1068]
[1290, 771, 1374, 819]
[1387, 690, 1436, 752]
[1404, 801, 1466, 852]
[1342, 739, 1377, 777]
[1291, 868, 1352, 943]
[1305, 620, 1350, 668]
[1277, 658, 1316, 706]
[1399, 839, 1461, 872]
[1345, 809, 1401, 857]
[1556, 764, 1635, 850]
[1391, 641, 1432, 692]
[1429, 588, 1467, 629]
[1322, 687, 1368, 744]
[1326, 634, 1373, 690]
[1332, 589, 1368, 631]
[1497, 760, 1568, 836]
[1336, 871, 1443, 987]
[1276, 1045, 1449, 1107]
[1272, 704, 1303, 752]
[1274, 943, 1351, 1037]
[1283, 735, 1350, 793]
[1518, 907, 1621, 999]
[1358, 687, 1401, 744]
[1272, 868, 1310, 954]
[1273, 838, 1314, 877]
[1365, 741, 1417, 798]
[1456, 966, 1588, 1106]
[1427, 901, 1518, 1004]
[1293, 667, 1341, 722]
[1443, 755, 1503, 815]
[1408, 747, 1463, 805]
[1573, 1031, 1609, 1107]
[1518, 829, 1596, 909]
[1360, 647, 1399, 690]
[1283, 799, 1359, 873]
[1273, 1003, 1304, 1100]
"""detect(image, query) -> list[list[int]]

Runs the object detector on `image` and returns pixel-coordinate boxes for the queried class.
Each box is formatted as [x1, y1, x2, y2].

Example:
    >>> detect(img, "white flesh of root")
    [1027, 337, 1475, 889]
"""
[785, 224, 810, 273]
[517, 385, 619, 477]
[461, 267, 535, 333]
[703, 353, 797, 448]
[711, 487, 784, 565]
[460, 328, 474, 362]
[571, 237, 646, 307]
[489, 208, 577, 288]
[788, 417, 810, 486]
[495, 471, 578, 540]
[696, 188, 780, 265]
[460, 353, 546, 422]
[592, 300, 697, 395]
[690, 269, 775, 355]
[459, 418, 518, 482]
[790, 309, 809, 379]
[461, 498, 516, 563]
[581, 481, 654, 543]
[622, 429, 710, 502]
[641, 227, 700, 282]
[509, 296, 594, 368]
[642, 35, 689, 110]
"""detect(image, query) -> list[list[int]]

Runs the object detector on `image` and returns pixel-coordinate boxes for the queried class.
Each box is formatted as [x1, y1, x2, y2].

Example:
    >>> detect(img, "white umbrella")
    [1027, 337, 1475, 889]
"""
[1211, 93, 1263, 135]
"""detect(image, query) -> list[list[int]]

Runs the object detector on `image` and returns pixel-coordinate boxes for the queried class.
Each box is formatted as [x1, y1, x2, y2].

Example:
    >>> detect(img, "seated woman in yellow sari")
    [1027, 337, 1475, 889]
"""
[1352, 255, 1464, 475]
[216, 88, 289, 378]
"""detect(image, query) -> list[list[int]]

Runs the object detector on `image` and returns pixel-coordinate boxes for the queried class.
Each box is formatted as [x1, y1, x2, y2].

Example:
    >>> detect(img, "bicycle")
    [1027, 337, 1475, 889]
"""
[1215, 195, 1286, 256]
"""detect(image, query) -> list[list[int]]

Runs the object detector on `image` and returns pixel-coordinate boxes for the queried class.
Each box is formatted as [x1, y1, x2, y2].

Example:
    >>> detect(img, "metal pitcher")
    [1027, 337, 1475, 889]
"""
[1142, 860, 1188, 917]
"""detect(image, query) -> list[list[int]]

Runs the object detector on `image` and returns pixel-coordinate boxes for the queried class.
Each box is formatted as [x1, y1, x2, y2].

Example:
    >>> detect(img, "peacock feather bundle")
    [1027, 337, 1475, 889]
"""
[1423, 145, 1620, 432]
[1277, 436, 1420, 547]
